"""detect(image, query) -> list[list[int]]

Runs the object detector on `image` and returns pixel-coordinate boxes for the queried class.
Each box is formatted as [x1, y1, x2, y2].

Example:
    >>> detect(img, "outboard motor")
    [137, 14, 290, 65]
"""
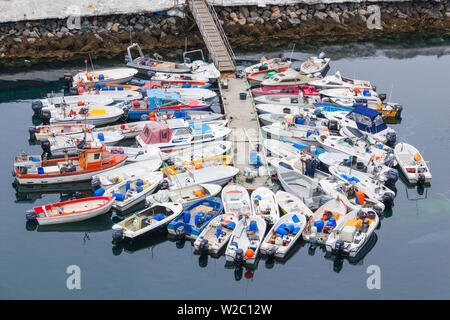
[28, 126, 37, 140]
[384, 154, 395, 168]
[41, 110, 51, 125]
[385, 169, 399, 186]
[235, 248, 244, 264]
[334, 239, 344, 255]
[129, 79, 140, 86]
[183, 57, 191, 64]
[356, 161, 365, 170]
[318, 52, 326, 59]
[147, 71, 155, 79]
[373, 204, 384, 216]
[69, 87, 79, 95]
[91, 177, 101, 188]
[309, 232, 317, 249]
[198, 239, 209, 255]
[124, 55, 130, 64]
[417, 173, 426, 185]
[112, 229, 124, 242]
[382, 192, 395, 210]
[294, 67, 301, 72]
[258, 64, 269, 71]
[175, 225, 186, 240]
[266, 246, 276, 259]
[394, 104, 403, 118]
[159, 180, 170, 190]
[31, 100, 43, 116]
[25, 209, 37, 221]
[138, 88, 147, 98]
[385, 132, 396, 147]
[41, 139, 52, 158]
[64, 73, 73, 87]
[327, 119, 339, 131]
[378, 93, 387, 102]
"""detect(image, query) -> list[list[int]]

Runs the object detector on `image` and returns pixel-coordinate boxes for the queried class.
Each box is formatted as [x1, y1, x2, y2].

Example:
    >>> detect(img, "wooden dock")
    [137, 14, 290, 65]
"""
[218, 76, 272, 191]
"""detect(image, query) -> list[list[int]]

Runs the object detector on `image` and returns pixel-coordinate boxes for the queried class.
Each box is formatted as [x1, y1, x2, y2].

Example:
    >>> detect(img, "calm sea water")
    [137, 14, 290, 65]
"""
[1, 40, 449, 299]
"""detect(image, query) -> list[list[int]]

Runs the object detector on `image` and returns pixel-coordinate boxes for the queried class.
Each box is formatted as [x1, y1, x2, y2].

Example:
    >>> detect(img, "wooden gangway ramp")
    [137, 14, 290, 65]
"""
[218, 76, 272, 191]
[188, 0, 236, 74]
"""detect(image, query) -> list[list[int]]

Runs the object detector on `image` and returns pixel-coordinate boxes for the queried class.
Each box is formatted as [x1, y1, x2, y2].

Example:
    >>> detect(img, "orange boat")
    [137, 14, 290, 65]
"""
[247, 66, 290, 86]
[13, 142, 127, 185]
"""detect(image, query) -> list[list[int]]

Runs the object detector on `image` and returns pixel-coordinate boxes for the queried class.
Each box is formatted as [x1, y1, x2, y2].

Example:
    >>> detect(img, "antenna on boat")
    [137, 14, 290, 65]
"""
[388, 83, 394, 102]
[289, 43, 295, 62]
[88, 53, 95, 73]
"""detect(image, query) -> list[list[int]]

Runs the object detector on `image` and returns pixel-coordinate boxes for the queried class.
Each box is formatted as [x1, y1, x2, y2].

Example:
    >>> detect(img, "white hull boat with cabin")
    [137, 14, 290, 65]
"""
[394, 143, 432, 184]
[148, 184, 222, 209]
[251, 187, 280, 225]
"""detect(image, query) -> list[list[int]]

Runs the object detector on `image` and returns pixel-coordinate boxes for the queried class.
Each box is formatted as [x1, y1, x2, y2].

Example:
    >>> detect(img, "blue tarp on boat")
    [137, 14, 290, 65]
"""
[348, 106, 387, 134]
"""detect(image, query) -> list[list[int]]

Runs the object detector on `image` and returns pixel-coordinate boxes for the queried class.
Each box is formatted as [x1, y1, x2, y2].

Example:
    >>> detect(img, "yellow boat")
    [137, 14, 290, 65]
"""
[161, 155, 233, 175]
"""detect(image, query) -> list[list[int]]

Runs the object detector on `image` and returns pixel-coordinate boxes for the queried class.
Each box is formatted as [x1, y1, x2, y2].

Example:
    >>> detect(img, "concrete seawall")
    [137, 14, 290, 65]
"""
[0, 1, 449, 68]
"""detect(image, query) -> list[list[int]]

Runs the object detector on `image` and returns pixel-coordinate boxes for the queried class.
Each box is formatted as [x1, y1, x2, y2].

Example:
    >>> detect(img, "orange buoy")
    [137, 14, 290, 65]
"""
[77, 101, 84, 106]
[244, 270, 253, 279]
[245, 249, 255, 258]
[355, 191, 365, 205]
[195, 163, 203, 170]
[120, 124, 126, 129]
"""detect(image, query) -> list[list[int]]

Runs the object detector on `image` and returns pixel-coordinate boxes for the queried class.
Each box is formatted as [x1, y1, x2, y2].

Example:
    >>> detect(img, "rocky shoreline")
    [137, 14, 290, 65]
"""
[1, 1, 449, 69]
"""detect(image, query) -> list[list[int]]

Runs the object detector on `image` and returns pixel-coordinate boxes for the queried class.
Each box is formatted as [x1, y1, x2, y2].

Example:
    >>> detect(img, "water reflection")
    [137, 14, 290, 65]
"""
[13, 181, 93, 204]
[112, 230, 168, 256]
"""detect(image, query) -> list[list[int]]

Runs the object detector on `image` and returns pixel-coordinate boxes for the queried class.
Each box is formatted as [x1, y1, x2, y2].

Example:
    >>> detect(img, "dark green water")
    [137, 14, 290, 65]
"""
[1, 41, 449, 299]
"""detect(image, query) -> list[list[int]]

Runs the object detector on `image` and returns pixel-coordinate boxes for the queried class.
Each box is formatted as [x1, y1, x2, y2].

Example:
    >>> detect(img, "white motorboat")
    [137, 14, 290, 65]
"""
[263, 139, 323, 159]
[302, 197, 348, 245]
[193, 212, 240, 255]
[111, 202, 183, 242]
[254, 94, 317, 106]
[326, 208, 379, 257]
[102, 172, 163, 211]
[261, 69, 321, 86]
[72, 67, 138, 87]
[275, 165, 333, 210]
[136, 121, 231, 152]
[106, 145, 164, 163]
[251, 187, 280, 225]
[255, 103, 314, 115]
[96, 121, 155, 139]
[80, 87, 142, 102]
[148, 184, 222, 209]
[147, 87, 217, 101]
[300, 53, 330, 75]
[318, 152, 399, 185]
[165, 165, 239, 189]
[244, 57, 291, 74]
[26, 196, 115, 225]
[308, 71, 373, 90]
[394, 143, 431, 184]
[276, 190, 313, 219]
[47, 131, 124, 156]
[91, 159, 162, 189]
[261, 118, 335, 143]
[224, 215, 267, 265]
[267, 156, 330, 183]
[328, 165, 396, 206]
[222, 184, 253, 217]
[151, 72, 210, 83]
[32, 95, 114, 115]
[46, 105, 124, 126]
[260, 212, 307, 258]
[30, 123, 95, 141]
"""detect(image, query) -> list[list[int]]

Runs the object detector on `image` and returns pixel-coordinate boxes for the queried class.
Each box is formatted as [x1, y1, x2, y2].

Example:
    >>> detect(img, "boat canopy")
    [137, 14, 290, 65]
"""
[139, 122, 173, 145]
[347, 106, 387, 134]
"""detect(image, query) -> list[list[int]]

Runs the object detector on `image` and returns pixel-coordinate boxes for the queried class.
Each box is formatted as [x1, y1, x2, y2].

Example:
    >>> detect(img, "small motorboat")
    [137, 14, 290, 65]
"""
[313, 102, 353, 113]
[71, 67, 138, 87]
[13, 142, 127, 185]
[315, 135, 393, 165]
[260, 212, 307, 259]
[167, 197, 223, 240]
[263, 139, 323, 159]
[328, 165, 396, 206]
[79, 84, 143, 102]
[300, 53, 330, 75]
[222, 184, 252, 217]
[164, 165, 239, 189]
[193, 212, 240, 255]
[276, 190, 313, 218]
[96, 121, 155, 140]
[91, 158, 162, 189]
[275, 165, 333, 210]
[326, 208, 379, 257]
[267, 156, 330, 183]
[224, 215, 267, 265]
[165, 140, 232, 163]
[255, 103, 314, 115]
[251, 187, 280, 225]
[151, 72, 210, 83]
[141, 80, 212, 90]
[319, 178, 385, 214]
[111, 202, 183, 242]
[247, 69, 281, 86]
[394, 143, 431, 184]
[26, 196, 114, 225]
[302, 197, 348, 245]
[106, 145, 164, 163]
[148, 184, 222, 209]
[101, 172, 163, 211]
[125, 43, 191, 75]
[136, 121, 231, 152]
[32, 95, 114, 115]
[46, 131, 124, 156]
[126, 91, 210, 120]
[29, 123, 95, 141]
[44, 105, 124, 126]
[244, 57, 291, 75]
[254, 93, 317, 106]
[308, 71, 373, 90]
[161, 155, 233, 176]
[252, 85, 301, 97]
[318, 152, 399, 185]
[261, 69, 322, 86]
[142, 87, 217, 102]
